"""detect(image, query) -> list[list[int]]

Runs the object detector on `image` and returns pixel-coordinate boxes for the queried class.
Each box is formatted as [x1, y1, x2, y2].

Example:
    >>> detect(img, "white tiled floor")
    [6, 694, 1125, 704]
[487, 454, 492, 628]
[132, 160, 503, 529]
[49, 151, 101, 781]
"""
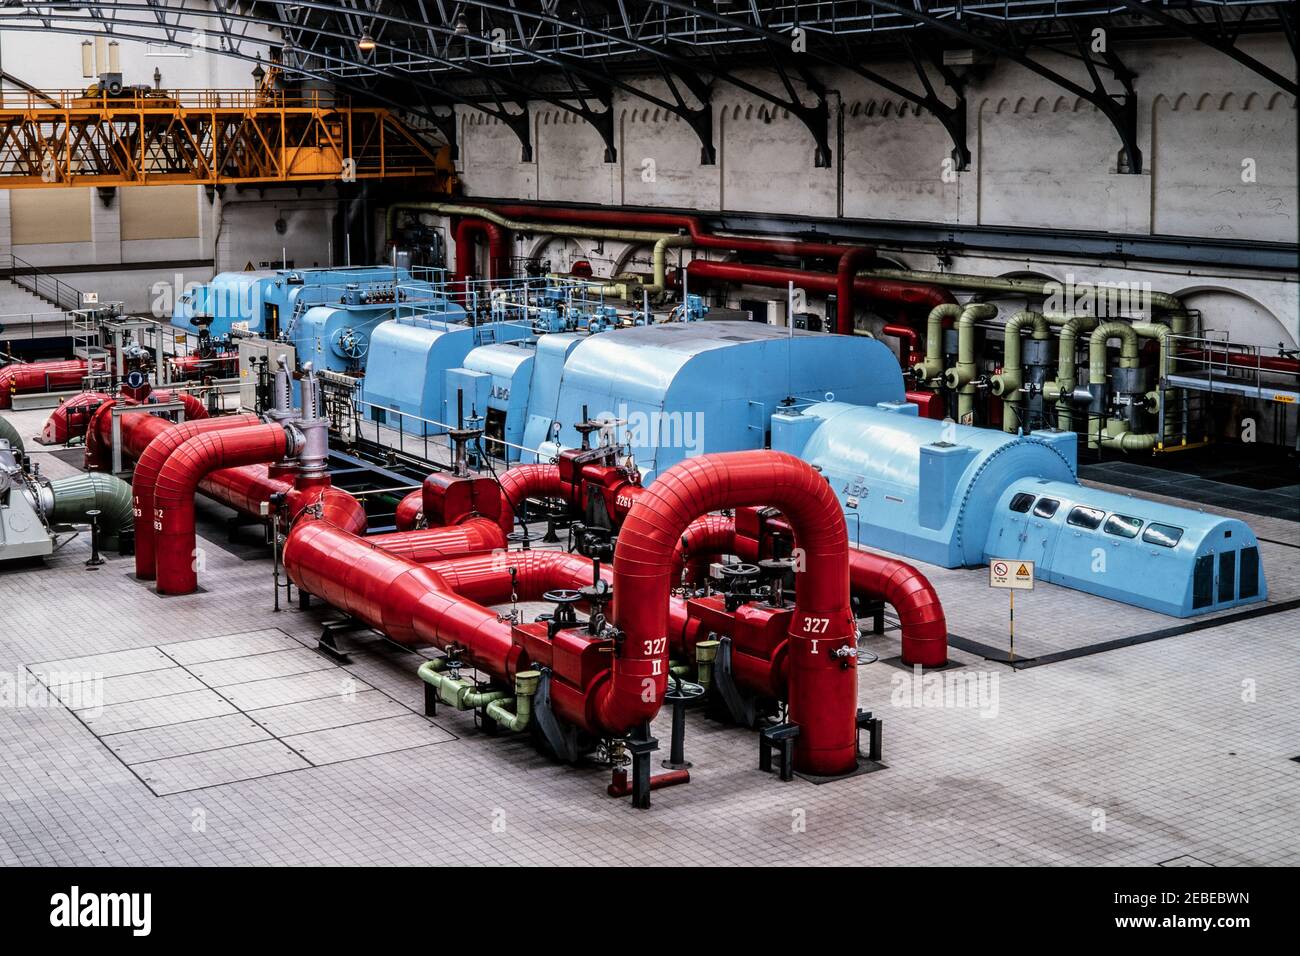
[1, 404, 1297, 865]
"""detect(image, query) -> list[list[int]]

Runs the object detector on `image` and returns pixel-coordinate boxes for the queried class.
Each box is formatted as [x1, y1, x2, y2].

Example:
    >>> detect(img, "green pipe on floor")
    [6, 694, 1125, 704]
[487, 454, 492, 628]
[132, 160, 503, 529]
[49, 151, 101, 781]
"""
[46, 472, 133, 550]
[417, 658, 540, 731]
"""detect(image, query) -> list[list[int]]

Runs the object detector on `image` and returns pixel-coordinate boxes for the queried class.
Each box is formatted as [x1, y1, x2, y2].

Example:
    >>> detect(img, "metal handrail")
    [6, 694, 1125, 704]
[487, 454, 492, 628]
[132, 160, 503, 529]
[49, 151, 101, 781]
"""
[2, 254, 83, 312]
[0, 88, 352, 111]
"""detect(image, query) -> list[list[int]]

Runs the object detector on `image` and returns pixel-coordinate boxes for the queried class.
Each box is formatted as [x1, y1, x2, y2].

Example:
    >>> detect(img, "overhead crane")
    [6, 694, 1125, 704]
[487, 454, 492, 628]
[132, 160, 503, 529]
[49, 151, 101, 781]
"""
[0, 86, 456, 190]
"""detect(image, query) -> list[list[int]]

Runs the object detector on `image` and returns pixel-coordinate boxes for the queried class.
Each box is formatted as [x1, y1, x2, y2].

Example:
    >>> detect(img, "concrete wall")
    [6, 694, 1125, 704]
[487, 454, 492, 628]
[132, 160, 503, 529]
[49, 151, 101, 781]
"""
[445, 36, 1296, 348]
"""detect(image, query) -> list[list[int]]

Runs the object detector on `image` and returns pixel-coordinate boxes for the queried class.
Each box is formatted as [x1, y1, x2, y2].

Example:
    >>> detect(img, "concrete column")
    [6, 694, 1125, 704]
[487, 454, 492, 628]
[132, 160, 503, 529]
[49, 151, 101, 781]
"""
[0, 189, 11, 260]
[90, 188, 122, 264]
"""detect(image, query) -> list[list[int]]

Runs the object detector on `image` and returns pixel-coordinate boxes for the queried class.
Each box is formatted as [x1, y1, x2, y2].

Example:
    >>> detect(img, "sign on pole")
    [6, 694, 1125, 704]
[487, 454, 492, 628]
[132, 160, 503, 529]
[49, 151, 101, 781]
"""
[989, 558, 1034, 660]
[989, 558, 1034, 590]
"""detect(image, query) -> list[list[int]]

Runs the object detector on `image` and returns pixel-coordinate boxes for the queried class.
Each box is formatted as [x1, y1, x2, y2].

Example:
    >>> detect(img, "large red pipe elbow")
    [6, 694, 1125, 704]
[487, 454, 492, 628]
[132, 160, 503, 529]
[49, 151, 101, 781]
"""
[153, 423, 291, 594]
[496, 463, 568, 537]
[847, 550, 948, 667]
[40, 392, 111, 444]
[132, 414, 261, 579]
[453, 217, 510, 286]
[835, 247, 873, 336]
[605, 451, 856, 775]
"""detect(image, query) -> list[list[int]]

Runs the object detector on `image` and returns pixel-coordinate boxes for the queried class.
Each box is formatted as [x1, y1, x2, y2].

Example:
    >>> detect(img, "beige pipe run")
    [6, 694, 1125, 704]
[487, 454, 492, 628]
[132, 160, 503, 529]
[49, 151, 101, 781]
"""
[940, 303, 999, 424]
[387, 202, 687, 299]
[989, 310, 1051, 433]
[1096, 321, 1177, 452]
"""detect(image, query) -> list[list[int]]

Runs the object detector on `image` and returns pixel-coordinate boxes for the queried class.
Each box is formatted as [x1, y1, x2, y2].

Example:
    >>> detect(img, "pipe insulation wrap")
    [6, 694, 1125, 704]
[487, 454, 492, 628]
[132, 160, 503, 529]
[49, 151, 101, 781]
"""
[607, 450, 857, 775]
[46, 472, 134, 549]
[132, 414, 261, 579]
[153, 424, 291, 594]
[0, 414, 23, 453]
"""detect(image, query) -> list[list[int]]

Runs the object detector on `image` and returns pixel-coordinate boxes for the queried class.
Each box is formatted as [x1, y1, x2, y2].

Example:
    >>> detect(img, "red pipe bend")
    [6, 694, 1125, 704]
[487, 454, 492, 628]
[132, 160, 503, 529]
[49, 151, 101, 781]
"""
[395, 489, 424, 530]
[676, 514, 949, 668]
[606, 451, 856, 774]
[132, 414, 261, 579]
[153, 423, 290, 594]
[149, 390, 211, 422]
[40, 392, 111, 444]
[369, 517, 506, 563]
[496, 463, 567, 537]
[425, 549, 611, 605]
[453, 217, 510, 285]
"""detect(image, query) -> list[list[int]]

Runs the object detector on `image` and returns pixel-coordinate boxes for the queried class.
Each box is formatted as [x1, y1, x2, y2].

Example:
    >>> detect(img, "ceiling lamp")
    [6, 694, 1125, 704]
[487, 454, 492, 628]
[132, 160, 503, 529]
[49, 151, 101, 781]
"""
[454, 14, 469, 35]
[357, 33, 376, 54]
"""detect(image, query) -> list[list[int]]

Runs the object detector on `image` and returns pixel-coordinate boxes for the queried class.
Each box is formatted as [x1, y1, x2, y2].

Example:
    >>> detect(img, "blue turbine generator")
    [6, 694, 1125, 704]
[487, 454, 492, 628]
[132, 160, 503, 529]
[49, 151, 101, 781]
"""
[171, 266, 464, 343]
[771, 401, 1266, 617]
[524, 321, 904, 481]
[360, 314, 530, 433]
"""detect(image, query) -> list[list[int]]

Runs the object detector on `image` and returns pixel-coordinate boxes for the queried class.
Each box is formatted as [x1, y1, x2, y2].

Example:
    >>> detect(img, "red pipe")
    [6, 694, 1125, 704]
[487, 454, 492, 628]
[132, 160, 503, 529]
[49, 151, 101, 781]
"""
[496, 463, 570, 537]
[603, 451, 856, 775]
[1, 359, 93, 408]
[686, 260, 954, 345]
[395, 489, 424, 530]
[368, 518, 506, 563]
[284, 520, 522, 676]
[835, 247, 874, 336]
[674, 513, 948, 667]
[453, 217, 510, 285]
[39, 392, 111, 444]
[132, 414, 261, 579]
[424, 549, 611, 605]
[882, 324, 922, 364]
[153, 423, 291, 594]
[1183, 349, 1300, 375]
[847, 550, 948, 667]
[487, 203, 857, 260]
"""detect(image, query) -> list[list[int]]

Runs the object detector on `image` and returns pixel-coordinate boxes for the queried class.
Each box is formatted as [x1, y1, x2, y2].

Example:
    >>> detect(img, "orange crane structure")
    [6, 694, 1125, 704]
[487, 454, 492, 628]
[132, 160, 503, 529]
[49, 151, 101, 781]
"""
[0, 84, 456, 191]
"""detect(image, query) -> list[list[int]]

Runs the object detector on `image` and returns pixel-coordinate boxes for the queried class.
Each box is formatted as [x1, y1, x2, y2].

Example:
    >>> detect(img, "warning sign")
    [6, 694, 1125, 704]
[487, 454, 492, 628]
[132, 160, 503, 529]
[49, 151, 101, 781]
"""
[990, 558, 1034, 590]
[244, 261, 256, 271]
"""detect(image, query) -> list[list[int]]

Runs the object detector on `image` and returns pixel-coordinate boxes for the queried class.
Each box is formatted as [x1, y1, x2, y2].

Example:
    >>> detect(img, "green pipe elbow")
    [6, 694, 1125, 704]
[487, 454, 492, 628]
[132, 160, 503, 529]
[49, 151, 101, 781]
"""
[989, 310, 1050, 398]
[483, 670, 541, 733]
[0, 414, 24, 454]
[913, 303, 962, 382]
[1088, 321, 1140, 386]
[47, 472, 134, 549]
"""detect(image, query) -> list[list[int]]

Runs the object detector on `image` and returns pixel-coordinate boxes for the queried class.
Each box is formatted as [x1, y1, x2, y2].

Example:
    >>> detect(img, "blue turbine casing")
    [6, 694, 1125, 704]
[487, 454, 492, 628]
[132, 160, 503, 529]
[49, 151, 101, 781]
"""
[775, 401, 1078, 566]
[458, 343, 537, 461]
[986, 479, 1267, 616]
[361, 317, 529, 432]
[524, 321, 904, 481]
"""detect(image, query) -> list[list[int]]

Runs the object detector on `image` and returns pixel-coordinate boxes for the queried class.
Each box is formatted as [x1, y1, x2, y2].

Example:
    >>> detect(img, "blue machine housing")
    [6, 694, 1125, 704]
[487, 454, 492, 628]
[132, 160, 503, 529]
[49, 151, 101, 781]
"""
[986, 479, 1266, 617]
[293, 303, 393, 373]
[455, 343, 536, 461]
[525, 321, 904, 481]
[362, 317, 530, 433]
[774, 401, 1078, 567]
[171, 266, 464, 343]
[773, 400, 1267, 616]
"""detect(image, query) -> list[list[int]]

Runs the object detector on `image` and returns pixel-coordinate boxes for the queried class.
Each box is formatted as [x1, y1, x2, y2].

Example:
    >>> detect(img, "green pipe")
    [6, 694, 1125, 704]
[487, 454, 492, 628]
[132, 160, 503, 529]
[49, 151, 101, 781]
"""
[989, 310, 1051, 433]
[0, 414, 23, 454]
[911, 303, 962, 382]
[942, 303, 999, 423]
[46, 472, 133, 549]
[416, 658, 540, 731]
[694, 640, 720, 690]
[484, 671, 541, 733]
[1043, 316, 1099, 431]
[387, 202, 681, 298]
[1089, 320, 1140, 381]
